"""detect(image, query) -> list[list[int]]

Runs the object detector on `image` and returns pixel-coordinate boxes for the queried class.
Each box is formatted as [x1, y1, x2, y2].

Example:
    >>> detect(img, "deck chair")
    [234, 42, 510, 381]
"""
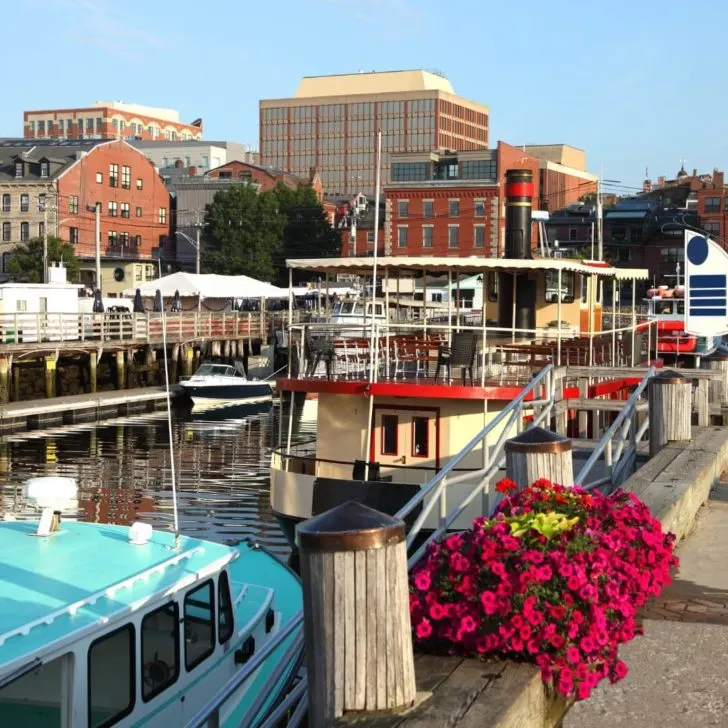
[435, 331, 476, 385]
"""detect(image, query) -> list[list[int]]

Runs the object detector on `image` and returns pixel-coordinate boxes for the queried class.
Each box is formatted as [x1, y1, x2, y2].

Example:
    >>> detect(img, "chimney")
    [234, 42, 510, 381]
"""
[188, 166, 197, 177]
[693, 168, 698, 178]
[714, 170, 724, 188]
[657, 175, 666, 186]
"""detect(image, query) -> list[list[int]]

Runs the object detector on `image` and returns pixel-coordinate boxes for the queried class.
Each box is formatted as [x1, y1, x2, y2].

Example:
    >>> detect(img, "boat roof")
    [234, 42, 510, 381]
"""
[286, 256, 649, 280]
[0, 520, 235, 675]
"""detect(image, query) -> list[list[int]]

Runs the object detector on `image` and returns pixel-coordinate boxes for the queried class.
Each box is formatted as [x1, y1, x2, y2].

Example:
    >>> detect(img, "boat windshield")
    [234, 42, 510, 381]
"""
[334, 301, 358, 316]
[194, 364, 236, 377]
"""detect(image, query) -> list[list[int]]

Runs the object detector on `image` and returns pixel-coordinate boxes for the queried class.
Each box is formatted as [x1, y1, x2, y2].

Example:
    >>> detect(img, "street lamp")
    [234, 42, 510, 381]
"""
[174, 230, 200, 275]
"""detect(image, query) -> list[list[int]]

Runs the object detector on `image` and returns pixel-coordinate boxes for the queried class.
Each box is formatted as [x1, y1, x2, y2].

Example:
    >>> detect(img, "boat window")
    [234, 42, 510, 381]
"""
[596, 279, 603, 305]
[581, 275, 588, 304]
[374, 303, 384, 317]
[341, 302, 355, 315]
[658, 300, 674, 315]
[142, 602, 180, 702]
[677, 301, 685, 315]
[184, 580, 215, 670]
[381, 414, 398, 455]
[412, 417, 429, 458]
[333, 302, 343, 314]
[88, 624, 135, 727]
[0, 652, 74, 726]
[196, 364, 234, 377]
[544, 271, 575, 303]
[219, 571, 234, 644]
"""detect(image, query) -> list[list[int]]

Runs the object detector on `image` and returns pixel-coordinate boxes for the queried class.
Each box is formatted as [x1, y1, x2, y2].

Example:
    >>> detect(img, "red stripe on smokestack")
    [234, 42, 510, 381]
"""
[505, 181, 534, 198]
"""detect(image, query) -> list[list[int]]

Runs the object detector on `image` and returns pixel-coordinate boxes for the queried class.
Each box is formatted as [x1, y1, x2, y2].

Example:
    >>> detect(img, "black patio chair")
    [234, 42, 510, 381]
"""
[434, 331, 476, 385]
[352, 460, 381, 481]
[305, 333, 336, 379]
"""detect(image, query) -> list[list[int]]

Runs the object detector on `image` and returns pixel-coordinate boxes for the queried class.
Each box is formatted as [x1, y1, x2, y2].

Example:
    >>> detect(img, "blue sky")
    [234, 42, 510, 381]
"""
[4, 0, 728, 190]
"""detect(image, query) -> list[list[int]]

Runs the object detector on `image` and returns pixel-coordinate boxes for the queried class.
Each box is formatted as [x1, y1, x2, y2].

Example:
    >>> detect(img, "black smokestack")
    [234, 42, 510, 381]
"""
[498, 169, 536, 334]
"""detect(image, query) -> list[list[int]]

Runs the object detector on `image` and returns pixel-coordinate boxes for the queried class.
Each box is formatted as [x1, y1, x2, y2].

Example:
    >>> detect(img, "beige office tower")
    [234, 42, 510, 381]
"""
[259, 70, 490, 196]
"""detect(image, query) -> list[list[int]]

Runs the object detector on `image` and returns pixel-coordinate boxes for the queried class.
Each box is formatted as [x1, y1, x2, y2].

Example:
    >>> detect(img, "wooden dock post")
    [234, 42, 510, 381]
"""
[649, 370, 692, 456]
[696, 378, 710, 427]
[171, 344, 179, 383]
[183, 345, 194, 377]
[89, 352, 97, 394]
[296, 501, 416, 726]
[116, 351, 125, 390]
[12, 365, 20, 402]
[0, 357, 9, 404]
[505, 426, 574, 488]
[577, 377, 589, 438]
[702, 354, 728, 403]
[44, 356, 57, 399]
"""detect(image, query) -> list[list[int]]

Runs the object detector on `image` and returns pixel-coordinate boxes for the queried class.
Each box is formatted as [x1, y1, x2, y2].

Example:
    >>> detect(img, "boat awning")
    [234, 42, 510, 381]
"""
[123, 272, 288, 299]
[286, 256, 649, 280]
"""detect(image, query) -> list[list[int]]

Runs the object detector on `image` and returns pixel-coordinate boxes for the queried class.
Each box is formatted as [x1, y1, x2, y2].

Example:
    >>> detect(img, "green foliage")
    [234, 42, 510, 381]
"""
[7, 236, 80, 283]
[202, 182, 341, 284]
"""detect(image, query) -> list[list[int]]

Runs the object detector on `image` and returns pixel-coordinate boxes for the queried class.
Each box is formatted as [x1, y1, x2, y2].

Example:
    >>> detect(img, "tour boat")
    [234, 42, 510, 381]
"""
[179, 362, 273, 405]
[271, 169, 652, 555]
[0, 478, 302, 728]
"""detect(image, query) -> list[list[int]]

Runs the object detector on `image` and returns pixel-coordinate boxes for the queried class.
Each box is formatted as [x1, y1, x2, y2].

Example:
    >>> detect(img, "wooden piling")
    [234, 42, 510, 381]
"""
[171, 344, 180, 384]
[0, 357, 9, 404]
[183, 345, 194, 377]
[44, 356, 57, 399]
[701, 354, 728, 403]
[12, 365, 20, 402]
[297, 501, 416, 726]
[696, 378, 710, 427]
[89, 352, 97, 394]
[211, 340, 221, 357]
[116, 350, 125, 390]
[648, 370, 692, 456]
[505, 426, 574, 488]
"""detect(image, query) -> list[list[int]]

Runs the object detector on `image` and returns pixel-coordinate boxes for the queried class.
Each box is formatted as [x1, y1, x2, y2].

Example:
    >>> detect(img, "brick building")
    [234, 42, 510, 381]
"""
[24, 101, 202, 142]
[0, 140, 171, 289]
[206, 160, 325, 201]
[260, 69, 489, 196]
[335, 194, 385, 257]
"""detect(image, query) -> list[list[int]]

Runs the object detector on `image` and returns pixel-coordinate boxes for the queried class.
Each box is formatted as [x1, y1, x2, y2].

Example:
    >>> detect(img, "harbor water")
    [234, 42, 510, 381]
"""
[0, 398, 317, 557]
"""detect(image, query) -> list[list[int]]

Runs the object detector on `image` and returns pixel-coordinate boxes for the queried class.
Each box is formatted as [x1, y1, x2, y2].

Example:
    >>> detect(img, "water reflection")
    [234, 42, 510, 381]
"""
[0, 398, 317, 558]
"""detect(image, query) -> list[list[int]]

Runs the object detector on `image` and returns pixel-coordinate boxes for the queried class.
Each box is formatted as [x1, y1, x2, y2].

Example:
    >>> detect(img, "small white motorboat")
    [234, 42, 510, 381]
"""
[179, 363, 273, 405]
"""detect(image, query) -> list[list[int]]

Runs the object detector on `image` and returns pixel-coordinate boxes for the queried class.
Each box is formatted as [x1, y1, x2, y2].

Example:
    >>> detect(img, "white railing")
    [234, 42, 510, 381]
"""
[394, 364, 555, 569]
[574, 366, 655, 491]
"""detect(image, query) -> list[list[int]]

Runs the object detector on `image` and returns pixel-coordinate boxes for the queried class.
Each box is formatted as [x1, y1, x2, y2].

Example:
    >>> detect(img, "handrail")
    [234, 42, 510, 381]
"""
[574, 365, 655, 490]
[184, 611, 304, 728]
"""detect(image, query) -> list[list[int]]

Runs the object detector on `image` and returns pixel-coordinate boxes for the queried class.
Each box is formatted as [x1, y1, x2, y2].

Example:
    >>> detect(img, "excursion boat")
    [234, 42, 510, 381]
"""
[179, 362, 274, 405]
[271, 169, 653, 555]
[0, 477, 302, 727]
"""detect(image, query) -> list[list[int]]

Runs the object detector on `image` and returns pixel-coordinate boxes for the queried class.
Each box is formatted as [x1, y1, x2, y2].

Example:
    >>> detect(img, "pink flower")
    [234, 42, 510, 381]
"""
[549, 634, 565, 649]
[577, 682, 592, 700]
[428, 602, 447, 621]
[579, 636, 596, 654]
[612, 660, 628, 682]
[566, 646, 581, 665]
[460, 615, 477, 633]
[416, 618, 432, 639]
[413, 570, 431, 592]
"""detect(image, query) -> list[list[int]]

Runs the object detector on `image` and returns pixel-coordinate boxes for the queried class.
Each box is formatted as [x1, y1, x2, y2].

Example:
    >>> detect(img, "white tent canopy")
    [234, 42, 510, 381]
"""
[124, 272, 287, 299]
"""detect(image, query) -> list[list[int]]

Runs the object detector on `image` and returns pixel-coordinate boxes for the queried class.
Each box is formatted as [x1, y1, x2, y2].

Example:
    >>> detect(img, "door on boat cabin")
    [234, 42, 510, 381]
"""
[371, 407, 439, 484]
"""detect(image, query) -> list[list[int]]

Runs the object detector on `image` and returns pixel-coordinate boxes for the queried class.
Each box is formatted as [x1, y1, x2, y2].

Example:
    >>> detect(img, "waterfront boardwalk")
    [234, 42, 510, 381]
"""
[567, 484, 728, 728]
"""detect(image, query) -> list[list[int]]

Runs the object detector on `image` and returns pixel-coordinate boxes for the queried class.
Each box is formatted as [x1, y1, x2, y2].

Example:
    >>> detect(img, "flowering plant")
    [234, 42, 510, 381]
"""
[410, 478, 677, 700]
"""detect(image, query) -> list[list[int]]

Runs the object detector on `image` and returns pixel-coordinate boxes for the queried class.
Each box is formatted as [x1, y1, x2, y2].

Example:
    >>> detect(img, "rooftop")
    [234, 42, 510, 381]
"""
[0, 139, 108, 182]
[0, 520, 235, 673]
[294, 69, 455, 98]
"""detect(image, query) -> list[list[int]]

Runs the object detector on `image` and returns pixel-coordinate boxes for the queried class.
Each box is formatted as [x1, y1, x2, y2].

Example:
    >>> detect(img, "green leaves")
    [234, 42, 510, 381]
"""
[7, 236, 80, 283]
[508, 512, 580, 540]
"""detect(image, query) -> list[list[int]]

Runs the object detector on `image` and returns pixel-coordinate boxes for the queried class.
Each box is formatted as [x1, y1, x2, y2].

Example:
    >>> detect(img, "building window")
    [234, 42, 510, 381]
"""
[136, 206, 143, 217]
[136, 178, 143, 190]
[40, 161, 49, 178]
[108, 201, 118, 217]
[38, 221, 45, 237]
[134, 234, 142, 247]
[20, 222, 29, 241]
[88, 624, 135, 727]
[705, 196, 722, 213]
[96, 171, 103, 183]
[108, 231, 118, 246]
[449, 199, 459, 217]
[461, 159, 497, 180]
[70, 227, 79, 244]
[69, 195, 79, 214]
[391, 162, 428, 182]
[423, 200, 434, 218]
[122, 165, 131, 189]
[159, 208, 167, 224]
[20, 194, 29, 212]
[367, 231, 375, 244]
[703, 221, 721, 236]
[569, 228, 579, 241]
[397, 200, 409, 218]
[38, 194, 46, 211]
[545, 270, 575, 303]
[218, 571, 235, 644]
[38, 120, 46, 135]
[474, 199, 485, 217]
[120, 232, 129, 247]
[2, 194, 10, 212]
[184, 580, 215, 670]
[121, 202, 130, 218]
[448, 225, 459, 248]
[474, 225, 485, 248]
[397, 225, 408, 248]
[14, 161, 23, 178]
[2, 222, 10, 241]
[109, 163, 119, 187]
[423, 226, 433, 248]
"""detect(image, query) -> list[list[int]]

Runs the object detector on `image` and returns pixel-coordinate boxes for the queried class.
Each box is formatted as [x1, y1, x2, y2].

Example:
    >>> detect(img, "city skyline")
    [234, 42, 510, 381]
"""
[5, 0, 728, 192]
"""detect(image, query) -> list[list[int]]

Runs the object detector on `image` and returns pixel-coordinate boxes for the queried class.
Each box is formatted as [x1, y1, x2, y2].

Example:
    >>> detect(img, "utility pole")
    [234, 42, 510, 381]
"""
[596, 173, 603, 261]
[43, 202, 48, 284]
[195, 224, 201, 275]
[95, 202, 101, 293]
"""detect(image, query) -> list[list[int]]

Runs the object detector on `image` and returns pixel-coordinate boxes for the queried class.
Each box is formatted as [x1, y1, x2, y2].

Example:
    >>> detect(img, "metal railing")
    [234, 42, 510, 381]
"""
[395, 363, 555, 569]
[574, 366, 655, 491]
[185, 611, 305, 728]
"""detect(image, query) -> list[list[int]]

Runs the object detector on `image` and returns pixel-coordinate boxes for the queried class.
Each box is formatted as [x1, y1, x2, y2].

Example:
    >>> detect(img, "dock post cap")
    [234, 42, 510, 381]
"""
[650, 370, 692, 385]
[505, 426, 572, 454]
[295, 500, 405, 552]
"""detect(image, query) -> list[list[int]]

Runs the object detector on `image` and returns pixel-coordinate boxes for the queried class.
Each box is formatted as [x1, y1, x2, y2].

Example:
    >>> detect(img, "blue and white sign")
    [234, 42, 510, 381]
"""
[685, 230, 728, 336]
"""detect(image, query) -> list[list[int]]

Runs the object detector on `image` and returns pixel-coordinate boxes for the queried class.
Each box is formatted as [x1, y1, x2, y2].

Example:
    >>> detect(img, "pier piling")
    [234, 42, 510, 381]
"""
[44, 356, 56, 399]
[649, 370, 692, 456]
[296, 501, 416, 725]
[0, 357, 8, 404]
[89, 352, 97, 394]
[505, 426, 574, 487]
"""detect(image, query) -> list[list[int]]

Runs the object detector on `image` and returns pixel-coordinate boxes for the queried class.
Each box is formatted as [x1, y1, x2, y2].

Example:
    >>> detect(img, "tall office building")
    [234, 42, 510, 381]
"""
[259, 70, 489, 196]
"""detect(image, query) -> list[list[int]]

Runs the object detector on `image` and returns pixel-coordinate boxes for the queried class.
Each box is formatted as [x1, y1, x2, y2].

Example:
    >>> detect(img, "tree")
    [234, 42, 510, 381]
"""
[203, 185, 285, 281]
[271, 184, 340, 283]
[7, 236, 80, 283]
